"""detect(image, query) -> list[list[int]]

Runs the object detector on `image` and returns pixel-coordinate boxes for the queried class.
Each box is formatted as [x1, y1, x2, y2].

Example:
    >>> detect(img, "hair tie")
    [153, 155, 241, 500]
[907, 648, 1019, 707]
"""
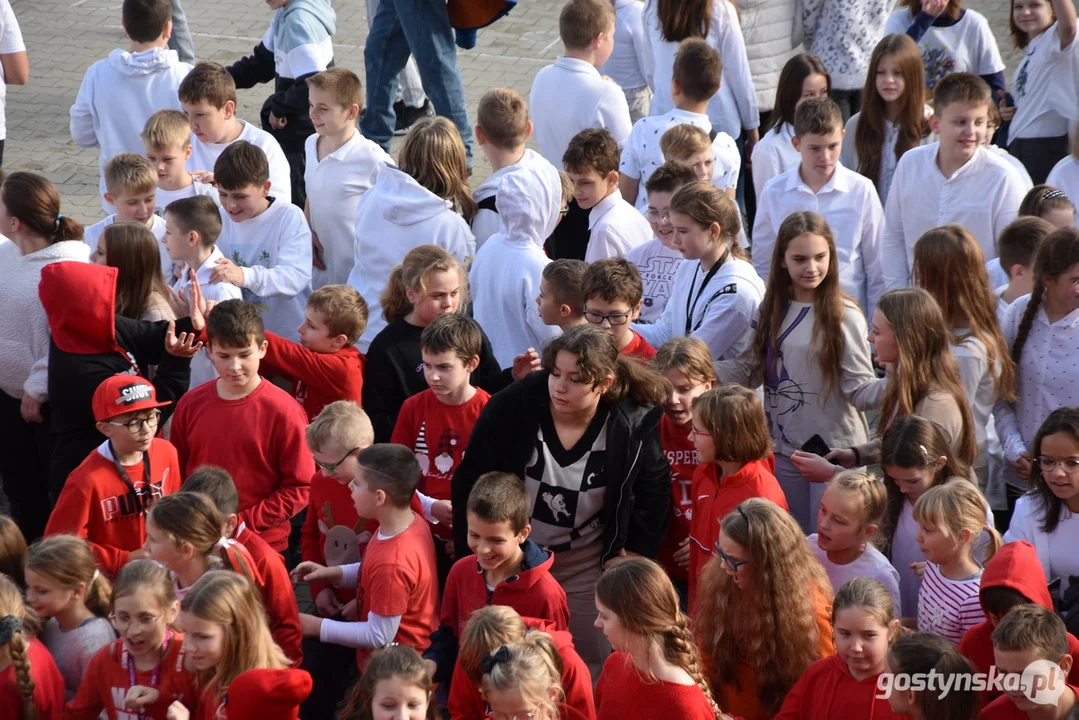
[481, 645, 512, 675]
[92, 569, 100, 583]
[0, 615, 22, 645]
[215, 537, 233, 550]
[918, 444, 931, 464]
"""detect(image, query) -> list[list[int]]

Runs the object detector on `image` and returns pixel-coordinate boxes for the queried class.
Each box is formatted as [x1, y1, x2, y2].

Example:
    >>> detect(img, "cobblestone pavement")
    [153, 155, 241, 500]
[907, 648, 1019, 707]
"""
[9, 0, 1017, 225]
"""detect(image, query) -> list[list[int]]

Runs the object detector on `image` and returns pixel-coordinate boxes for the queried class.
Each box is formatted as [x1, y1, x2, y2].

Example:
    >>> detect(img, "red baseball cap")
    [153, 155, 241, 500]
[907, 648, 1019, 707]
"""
[92, 374, 172, 422]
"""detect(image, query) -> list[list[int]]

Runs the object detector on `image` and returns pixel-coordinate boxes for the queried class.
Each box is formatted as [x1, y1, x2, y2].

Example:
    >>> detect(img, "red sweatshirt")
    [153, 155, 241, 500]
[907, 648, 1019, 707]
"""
[774, 654, 902, 720]
[620, 331, 656, 362]
[46, 438, 181, 578]
[980, 684, 1079, 719]
[688, 455, 785, 611]
[1, 639, 63, 720]
[170, 380, 313, 551]
[300, 470, 373, 604]
[596, 652, 713, 720]
[448, 617, 596, 720]
[658, 415, 698, 584]
[958, 541, 1079, 704]
[237, 524, 303, 666]
[259, 330, 365, 421]
[63, 636, 197, 720]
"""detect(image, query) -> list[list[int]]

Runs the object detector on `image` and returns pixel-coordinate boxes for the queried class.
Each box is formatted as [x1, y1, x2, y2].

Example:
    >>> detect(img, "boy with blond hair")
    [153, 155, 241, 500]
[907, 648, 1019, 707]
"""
[179, 62, 292, 205]
[70, 0, 191, 213]
[141, 109, 219, 213]
[304, 67, 393, 288]
[471, 88, 559, 249]
[84, 153, 170, 279]
[259, 284, 369, 420]
[660, 124, 739, 198]
[536, 259, 588, 333]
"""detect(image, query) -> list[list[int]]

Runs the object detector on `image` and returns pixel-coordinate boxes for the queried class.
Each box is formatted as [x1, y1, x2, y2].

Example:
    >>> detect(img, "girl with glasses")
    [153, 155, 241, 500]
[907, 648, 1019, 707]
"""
[696, 498, 834, 720]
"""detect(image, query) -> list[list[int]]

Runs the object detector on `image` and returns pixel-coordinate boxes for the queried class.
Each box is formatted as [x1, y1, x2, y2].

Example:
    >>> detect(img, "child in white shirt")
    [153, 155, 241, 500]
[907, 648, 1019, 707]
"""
[470, 165, 564, 367]
[209, 141, 312, 343]
[163, 195, 242, 388]
[753, 97, 886, 316]
[304, 68, 394, 288]
[141, 109, 220, 215]
[565, 128, 652, 262]
[598, 0, 652, 122]
[882, 73, 1027, 290]
[84, 153, 170, 280]
[529, 0, 632, 170]
[471, 88, 557, 250]
[178, 62, 293, 205]
[70, 0, 191, 213]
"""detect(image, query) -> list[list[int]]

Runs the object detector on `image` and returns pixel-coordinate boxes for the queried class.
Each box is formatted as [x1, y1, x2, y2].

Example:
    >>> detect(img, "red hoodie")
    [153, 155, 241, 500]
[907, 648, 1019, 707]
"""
[236, 524, 303, 667]
[0, 639, 63, 720]
[447, 617, 596, 720]
[45, 438, 181, 578]
[221, 668, 313, 720]
[774, 654, 902, 720]
[258, 330, 365, 421]
[688, 455, 786, 611]
[958, 541, 1079, 704]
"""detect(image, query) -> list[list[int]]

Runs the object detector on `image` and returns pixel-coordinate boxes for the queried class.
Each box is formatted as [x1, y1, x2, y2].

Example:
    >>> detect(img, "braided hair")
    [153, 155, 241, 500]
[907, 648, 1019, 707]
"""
[0, 575, 36, 720]
[1011, 228, 1079, 364]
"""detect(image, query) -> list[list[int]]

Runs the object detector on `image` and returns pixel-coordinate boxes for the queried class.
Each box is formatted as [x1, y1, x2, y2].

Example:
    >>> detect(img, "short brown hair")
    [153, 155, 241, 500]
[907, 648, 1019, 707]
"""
[672, 38, 722, 103]
[207, 299, 265, 348]
[356, 444, 421, 508]
[105, 152, 157, 196]
[644, 161, 698, 196]
[559, 0, 615, 50]
[123, 0, 171, 43]
[307, 285, 369, 345]
[306, 400, 374, 454]
[165, 196, 222, 248]
[563, 128, 619, 176]
[214, 141, 269, 190]
[142, 109, 192, 150]
[420, 312, 482, 363]
[542, 259, 588, 314]
[998, 216, 1053, 275]
[660, 124, 711, 162]
[307, 67, 363, 110]
[477, 88, 530, 150]
[179, 62, 238, 108]
[793, 97, 843, 137]
[467, 472, 531, 534]
[992, 604, 1070, 661]
[692, 384, 771, 462]
[931, 72, 991, 115]
[582, 258, 643, 307]
[651, 336, 717, 385]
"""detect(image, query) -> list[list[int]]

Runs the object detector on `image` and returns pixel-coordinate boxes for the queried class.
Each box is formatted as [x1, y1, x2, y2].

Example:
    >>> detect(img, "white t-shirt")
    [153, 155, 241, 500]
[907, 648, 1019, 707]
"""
[0, 0, 24, 141]
[173, 246, 242, 388]
[1010, 22, 1079, 141]
[155, 180, 219, 216]
[187, 120, 292, 205]
[625, 238, 684, 324]
[809, 534, 902, 611]
[884, 8, 1005, 90]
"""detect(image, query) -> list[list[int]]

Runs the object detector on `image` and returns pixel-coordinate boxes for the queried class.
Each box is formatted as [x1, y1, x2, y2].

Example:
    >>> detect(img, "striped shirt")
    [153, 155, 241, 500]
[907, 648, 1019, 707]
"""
[917, 561, 986, 645]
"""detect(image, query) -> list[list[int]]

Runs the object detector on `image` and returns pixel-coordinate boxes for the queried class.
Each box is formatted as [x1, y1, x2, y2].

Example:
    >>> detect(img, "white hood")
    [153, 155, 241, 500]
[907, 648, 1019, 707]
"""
[376, 166, 456, 225]
[107, 47, 183, 76]
[491, 162, 563, 250]
[473, 150, 551, 201]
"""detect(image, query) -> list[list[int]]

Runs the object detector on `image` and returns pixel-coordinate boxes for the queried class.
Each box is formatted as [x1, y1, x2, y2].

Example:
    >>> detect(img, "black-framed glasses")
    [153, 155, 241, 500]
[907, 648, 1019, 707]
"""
[1036, 456, 1079, 475]
[584, 310, 631, 327]
[106, 410, 161, 434]
[315, 447, 360, 474]
[715, 543, 750, 571]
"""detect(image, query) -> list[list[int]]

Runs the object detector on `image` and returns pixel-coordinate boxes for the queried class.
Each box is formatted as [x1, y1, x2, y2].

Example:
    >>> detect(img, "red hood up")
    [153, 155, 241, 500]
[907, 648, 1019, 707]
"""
[39, 261, 123, 355]
[981, 541, 1053, 620]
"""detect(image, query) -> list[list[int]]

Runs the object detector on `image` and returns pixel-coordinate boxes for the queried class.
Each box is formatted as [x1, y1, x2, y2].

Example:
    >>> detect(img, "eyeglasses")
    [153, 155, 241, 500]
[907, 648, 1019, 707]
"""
[109, 613, 162, 631]
[689, 426, 710, 439]
[106, 410, 161, 434]
[486, 710, 540, 720]
[645, 209, 671, 224]
[314, 447, 360, 474]
[584, 310, 631, 327]
[1036, 456, 1079, 475]
[715, 543, 750, 571]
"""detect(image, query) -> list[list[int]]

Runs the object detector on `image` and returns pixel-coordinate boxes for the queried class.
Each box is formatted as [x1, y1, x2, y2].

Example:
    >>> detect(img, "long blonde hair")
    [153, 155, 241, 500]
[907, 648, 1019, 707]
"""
[180, 572, 289, 700]
[596, 557, 718, 717]
[380, 244, 467, 324]
[398, 117, 477, 221]
[480, 636, 565, 719]
[0, 575, 36, 720]
[696, 499, 833, 715]
[913, 480, 1002, 563]
[25, 535, 112, 618]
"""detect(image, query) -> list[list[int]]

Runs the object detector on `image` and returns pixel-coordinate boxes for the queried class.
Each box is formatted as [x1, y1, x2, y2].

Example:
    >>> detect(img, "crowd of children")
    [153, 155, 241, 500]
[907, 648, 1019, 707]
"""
[4, 0, 1079, 716]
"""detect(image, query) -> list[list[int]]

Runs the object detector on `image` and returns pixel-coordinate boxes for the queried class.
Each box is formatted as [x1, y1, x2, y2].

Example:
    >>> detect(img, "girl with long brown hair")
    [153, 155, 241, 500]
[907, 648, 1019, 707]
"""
[696, 498, 834, 720]
[721, 212, 879, 533]
[0, 574, 65, 720]
[93, 222, 180, 322]
[842, 34, 933, 204]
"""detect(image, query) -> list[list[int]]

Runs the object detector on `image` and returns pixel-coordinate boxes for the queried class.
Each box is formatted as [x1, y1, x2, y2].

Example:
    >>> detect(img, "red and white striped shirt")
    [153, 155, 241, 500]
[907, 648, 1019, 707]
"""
[917, 561, 986, 645]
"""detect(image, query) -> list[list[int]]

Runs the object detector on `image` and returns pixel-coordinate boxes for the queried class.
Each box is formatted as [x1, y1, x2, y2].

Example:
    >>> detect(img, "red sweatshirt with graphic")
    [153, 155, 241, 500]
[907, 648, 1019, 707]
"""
[657, 416, 698, 584]
[259, 330, 365, 421]
[46, 438, 181, 578]
[170, 380, 313, 551]
[237, 524, 303, 666]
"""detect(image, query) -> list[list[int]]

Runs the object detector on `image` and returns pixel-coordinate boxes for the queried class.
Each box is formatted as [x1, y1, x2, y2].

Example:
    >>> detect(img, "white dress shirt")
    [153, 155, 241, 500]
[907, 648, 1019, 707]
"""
[585, 188, 653, 262]
[751, 123, 802, 204]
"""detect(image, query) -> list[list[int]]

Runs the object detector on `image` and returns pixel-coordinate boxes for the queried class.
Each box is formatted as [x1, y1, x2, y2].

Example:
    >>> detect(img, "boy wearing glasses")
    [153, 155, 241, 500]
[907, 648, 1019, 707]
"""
[46, 375, 180, 578]
[582, 258, 655, 361]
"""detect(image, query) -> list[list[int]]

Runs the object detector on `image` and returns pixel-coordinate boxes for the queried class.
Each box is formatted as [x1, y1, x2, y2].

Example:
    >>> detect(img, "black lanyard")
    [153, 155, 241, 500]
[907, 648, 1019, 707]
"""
[109, 440, 151, 515]
[684, 248, 729, 334]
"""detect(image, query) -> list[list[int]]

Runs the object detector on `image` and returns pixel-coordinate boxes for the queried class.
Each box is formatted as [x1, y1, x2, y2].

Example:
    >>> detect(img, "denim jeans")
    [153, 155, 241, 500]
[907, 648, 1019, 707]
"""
[364, 0, 426, 107]
[360, 0, 473, 160]
[168, 0, 196, 64]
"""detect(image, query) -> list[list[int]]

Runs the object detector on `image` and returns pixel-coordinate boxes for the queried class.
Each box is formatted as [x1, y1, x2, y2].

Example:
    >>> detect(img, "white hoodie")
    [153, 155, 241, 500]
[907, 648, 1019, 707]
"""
[70, 48, 192, 211]
[471, 163, 564, 367]
[0, 239, 90, 401]
[349, 167, 476, 353]
[471, 149, 554, 251]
